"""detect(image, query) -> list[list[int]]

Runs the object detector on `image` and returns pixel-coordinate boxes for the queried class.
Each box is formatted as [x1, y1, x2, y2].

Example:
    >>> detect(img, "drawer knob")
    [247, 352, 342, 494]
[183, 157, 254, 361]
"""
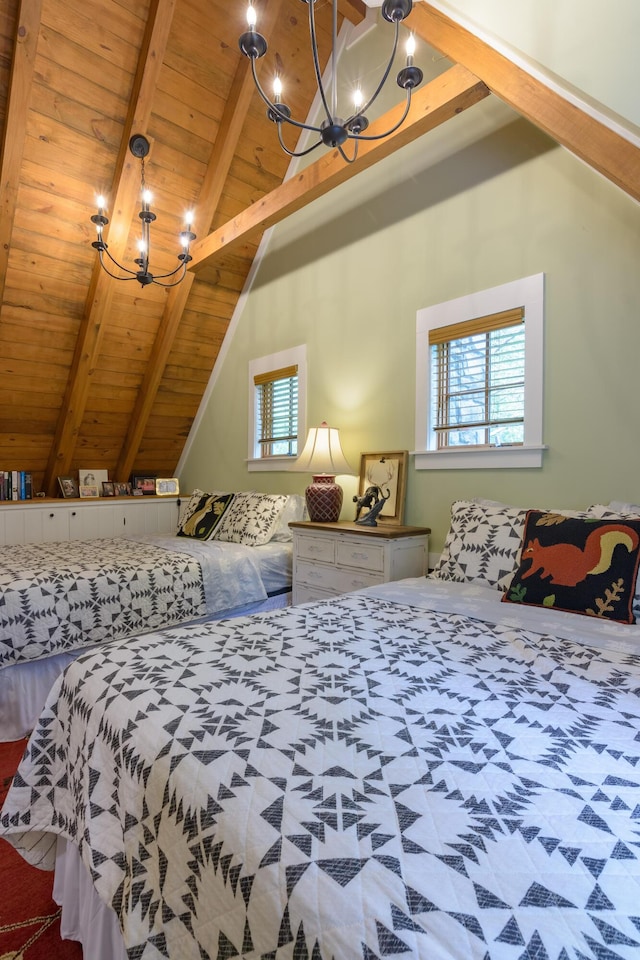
[351, 551, 368, 560]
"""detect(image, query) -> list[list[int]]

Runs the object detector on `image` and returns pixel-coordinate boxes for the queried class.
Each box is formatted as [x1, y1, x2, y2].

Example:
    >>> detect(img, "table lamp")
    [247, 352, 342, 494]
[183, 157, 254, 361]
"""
[295, 422, 353, 522]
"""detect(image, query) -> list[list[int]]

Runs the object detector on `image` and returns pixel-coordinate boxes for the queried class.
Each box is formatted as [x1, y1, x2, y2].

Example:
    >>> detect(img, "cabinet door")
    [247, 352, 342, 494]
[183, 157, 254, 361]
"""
[26, 507, 71, 543]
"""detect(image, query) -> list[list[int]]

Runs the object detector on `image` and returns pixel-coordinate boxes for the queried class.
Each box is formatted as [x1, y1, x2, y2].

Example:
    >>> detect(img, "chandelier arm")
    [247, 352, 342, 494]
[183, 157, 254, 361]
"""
[250, 58, 322, 135]
[149, 265, 189, 287]
[147, 260, 189, 281]
[350, 20, 400, 121]
[308, 0, 333, 125]
[347, 89, 412, 141]
[97, 250, 140, 281]
[276, 122, 324, 158]
[100, 245, 140, 278]
[337, 139, 358, 164]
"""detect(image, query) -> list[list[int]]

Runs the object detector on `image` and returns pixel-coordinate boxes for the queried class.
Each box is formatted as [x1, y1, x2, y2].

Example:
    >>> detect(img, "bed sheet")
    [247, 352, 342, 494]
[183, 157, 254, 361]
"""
[2, 579, 640, 959]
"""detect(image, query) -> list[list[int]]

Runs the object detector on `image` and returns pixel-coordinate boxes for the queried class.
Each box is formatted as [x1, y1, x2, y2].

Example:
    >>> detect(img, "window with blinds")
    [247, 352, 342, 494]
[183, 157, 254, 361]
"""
[430, 307, 525, 449]
[254, 365, 299, 458]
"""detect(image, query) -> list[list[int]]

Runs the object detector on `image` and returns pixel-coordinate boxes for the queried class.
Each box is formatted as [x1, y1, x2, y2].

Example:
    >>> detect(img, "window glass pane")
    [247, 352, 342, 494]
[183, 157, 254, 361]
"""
[430, 320, 525, 449]
[257, 374, 298, 458]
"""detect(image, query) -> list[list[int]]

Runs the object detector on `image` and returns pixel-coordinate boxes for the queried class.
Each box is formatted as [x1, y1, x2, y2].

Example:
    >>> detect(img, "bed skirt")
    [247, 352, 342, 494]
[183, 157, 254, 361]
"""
[54, 838, 127, 960]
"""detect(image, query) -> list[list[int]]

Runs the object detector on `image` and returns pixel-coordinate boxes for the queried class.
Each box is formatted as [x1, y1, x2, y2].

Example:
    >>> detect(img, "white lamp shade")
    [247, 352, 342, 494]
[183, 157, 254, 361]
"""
[295, 422, 353, 476]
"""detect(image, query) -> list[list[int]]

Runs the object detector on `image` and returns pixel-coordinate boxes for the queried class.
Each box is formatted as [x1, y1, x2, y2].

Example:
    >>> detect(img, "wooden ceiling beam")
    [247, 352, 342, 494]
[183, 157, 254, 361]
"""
[337, 0, 367, 24]
[43, 0, 177, 496]
[408, 2, 640, 204]
[0, 0, 42, 307]
[189, 63, 489, 270]
[114, 0, 288, 482]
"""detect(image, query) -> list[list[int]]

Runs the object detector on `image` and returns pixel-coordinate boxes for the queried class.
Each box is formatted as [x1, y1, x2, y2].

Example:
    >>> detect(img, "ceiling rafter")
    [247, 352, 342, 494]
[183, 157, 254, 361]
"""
[42, 0, 178, 496]
[0, 0, 42, 306]
[408, 2, 640, 204]
[189, 63, 490, 271]
[114, 0, 289, 482]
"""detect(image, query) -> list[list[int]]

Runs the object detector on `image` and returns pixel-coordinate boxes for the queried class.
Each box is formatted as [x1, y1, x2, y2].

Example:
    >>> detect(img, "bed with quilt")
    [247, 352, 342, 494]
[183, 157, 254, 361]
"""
[0, 490, 305, 741]
[2, 498, 640, 959]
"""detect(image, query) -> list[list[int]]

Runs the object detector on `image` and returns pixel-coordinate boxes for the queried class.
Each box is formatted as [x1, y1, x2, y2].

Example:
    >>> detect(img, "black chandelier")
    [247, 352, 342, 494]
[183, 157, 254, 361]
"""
[91, 135, 196, 287]
[239, 0, 423, 164]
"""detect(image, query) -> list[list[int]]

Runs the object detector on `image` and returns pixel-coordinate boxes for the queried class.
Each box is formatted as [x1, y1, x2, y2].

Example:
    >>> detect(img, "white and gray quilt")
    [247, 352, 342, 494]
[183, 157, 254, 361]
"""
[2, 579, 640, 959]
[0, 535, 268, 668]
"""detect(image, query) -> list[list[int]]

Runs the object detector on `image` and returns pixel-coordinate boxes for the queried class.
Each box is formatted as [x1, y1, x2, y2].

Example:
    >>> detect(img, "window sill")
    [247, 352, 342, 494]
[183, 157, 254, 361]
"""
[247, 457, 298, 473]
[412, 445, 547, 470]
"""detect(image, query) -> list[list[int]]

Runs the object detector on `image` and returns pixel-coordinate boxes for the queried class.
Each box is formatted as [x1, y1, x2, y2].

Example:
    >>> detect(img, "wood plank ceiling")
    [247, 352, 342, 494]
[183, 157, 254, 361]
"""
[1, 0, 638, 497]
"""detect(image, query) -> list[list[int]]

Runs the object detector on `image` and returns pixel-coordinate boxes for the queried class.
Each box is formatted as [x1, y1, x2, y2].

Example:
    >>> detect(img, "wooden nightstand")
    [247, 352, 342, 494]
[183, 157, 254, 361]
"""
[290, 521, 431, 604]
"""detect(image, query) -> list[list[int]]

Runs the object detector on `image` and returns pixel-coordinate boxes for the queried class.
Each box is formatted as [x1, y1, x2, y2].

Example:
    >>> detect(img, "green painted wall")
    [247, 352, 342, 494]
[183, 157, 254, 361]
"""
[180, 26, 640, 555]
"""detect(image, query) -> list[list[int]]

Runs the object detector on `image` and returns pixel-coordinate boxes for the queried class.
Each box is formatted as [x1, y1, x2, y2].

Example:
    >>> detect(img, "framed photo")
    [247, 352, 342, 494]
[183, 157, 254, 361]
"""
[113, 481, 132, 497]
[156, 478, 179, 496]
[79, 469, 109, 492]
[356, 451, 408, 525]
[102, 481, 115, 497]
[79, 484, 100, 498]
[58, 475, 79, 499]
[132, 476, 157, 496]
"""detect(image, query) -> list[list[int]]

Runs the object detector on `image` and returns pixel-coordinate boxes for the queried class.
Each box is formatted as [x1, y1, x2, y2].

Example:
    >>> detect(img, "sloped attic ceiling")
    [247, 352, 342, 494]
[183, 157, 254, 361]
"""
[1, 0, 639, 497]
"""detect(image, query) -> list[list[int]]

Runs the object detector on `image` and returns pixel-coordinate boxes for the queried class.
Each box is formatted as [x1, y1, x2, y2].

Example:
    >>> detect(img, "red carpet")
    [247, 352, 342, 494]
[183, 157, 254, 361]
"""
[0, 739, 82, 959]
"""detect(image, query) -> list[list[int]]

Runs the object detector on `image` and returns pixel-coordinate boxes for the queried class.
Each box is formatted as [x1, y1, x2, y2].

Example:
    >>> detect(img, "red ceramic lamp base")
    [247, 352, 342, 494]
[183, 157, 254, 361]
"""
[305, 474, 343, 522]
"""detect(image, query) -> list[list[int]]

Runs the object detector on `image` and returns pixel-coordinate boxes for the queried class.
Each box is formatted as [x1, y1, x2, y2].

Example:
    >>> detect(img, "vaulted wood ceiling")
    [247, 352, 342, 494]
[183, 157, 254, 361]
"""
[1, 0, 638, 497]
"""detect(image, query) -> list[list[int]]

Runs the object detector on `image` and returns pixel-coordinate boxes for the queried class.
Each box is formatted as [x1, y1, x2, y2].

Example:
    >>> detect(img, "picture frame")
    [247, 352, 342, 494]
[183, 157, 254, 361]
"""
[79, 484, 100, 499]
[58, 475, 79, 499]
[78, 468, 109, 492]
[132, 476, 157, 496]
[155, 478, 179, 496]
[356, 451, 408, 525]
[102, 481, 115, 497]
[113, 481, 132, 497]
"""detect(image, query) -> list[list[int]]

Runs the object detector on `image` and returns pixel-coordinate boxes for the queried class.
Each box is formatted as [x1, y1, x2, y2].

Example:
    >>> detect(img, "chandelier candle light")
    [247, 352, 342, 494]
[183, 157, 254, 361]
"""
[91, 135, 196, 287]
[238, 0, 423, 163]
[295, 421, 354, 522]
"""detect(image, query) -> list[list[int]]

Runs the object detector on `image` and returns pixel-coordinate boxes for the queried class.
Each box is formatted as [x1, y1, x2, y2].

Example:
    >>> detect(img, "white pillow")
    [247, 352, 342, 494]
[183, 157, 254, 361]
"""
[270, 494, 308, 541]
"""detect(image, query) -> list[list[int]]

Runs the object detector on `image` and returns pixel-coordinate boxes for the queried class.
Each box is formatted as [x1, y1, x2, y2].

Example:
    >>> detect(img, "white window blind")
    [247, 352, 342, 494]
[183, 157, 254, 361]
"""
[429, 307, 525, 449]
[254, 364, 299, 458]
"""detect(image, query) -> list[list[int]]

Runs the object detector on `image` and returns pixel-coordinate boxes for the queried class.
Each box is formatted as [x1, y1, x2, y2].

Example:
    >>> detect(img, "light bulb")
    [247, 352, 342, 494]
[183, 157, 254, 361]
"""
[142, 189, 153, 205]
[273, 76, 282, 100]
[185, 210, 193, 228]
[137, 239, 147, 254]
[353, 88, 363, 112]
[246, 4, 256, 28]
[406, 33, 415, 59]
[96, 195, 106, 210]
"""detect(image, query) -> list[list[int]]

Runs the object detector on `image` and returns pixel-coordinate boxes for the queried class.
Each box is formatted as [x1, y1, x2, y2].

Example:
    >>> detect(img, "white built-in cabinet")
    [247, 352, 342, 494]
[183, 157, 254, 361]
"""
[0, 497, 180, 546]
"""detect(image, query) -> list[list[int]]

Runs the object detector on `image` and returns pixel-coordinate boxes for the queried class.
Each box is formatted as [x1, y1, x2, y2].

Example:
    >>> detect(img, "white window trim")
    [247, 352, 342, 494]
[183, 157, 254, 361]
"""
[247, 344, 307, 472]
[414, 273, 546, 470]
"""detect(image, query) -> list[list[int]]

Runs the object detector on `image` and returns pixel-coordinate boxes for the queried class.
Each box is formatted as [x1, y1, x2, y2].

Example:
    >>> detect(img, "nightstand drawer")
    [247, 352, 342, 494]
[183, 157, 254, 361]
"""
[296, 560, 381, 593]
[336, 539, 385, 573]
[296, 535, 335, 564]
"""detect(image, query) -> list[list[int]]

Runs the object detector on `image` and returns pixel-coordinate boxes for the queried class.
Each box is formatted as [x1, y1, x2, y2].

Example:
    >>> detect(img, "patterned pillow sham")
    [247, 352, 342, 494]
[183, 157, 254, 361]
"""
[213, 492, 289, 546]
[502, 510, 640, 623]
[430, 500, 529, 591]
[176, 491, 235, 540]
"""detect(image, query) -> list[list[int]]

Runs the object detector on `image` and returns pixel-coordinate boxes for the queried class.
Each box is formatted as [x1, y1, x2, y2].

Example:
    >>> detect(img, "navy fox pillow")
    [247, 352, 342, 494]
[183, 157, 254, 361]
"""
[503, 511, 640, 623]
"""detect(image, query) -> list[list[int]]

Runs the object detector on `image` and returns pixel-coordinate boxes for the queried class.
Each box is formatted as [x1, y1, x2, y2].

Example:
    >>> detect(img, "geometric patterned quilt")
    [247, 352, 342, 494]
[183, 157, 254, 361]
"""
[0, 537, 208, 668]
[2, 585, 640, 959]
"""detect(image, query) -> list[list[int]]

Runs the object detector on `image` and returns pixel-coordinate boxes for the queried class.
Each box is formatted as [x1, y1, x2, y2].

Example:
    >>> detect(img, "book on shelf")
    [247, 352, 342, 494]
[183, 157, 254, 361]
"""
[0, 470, 33, 501]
